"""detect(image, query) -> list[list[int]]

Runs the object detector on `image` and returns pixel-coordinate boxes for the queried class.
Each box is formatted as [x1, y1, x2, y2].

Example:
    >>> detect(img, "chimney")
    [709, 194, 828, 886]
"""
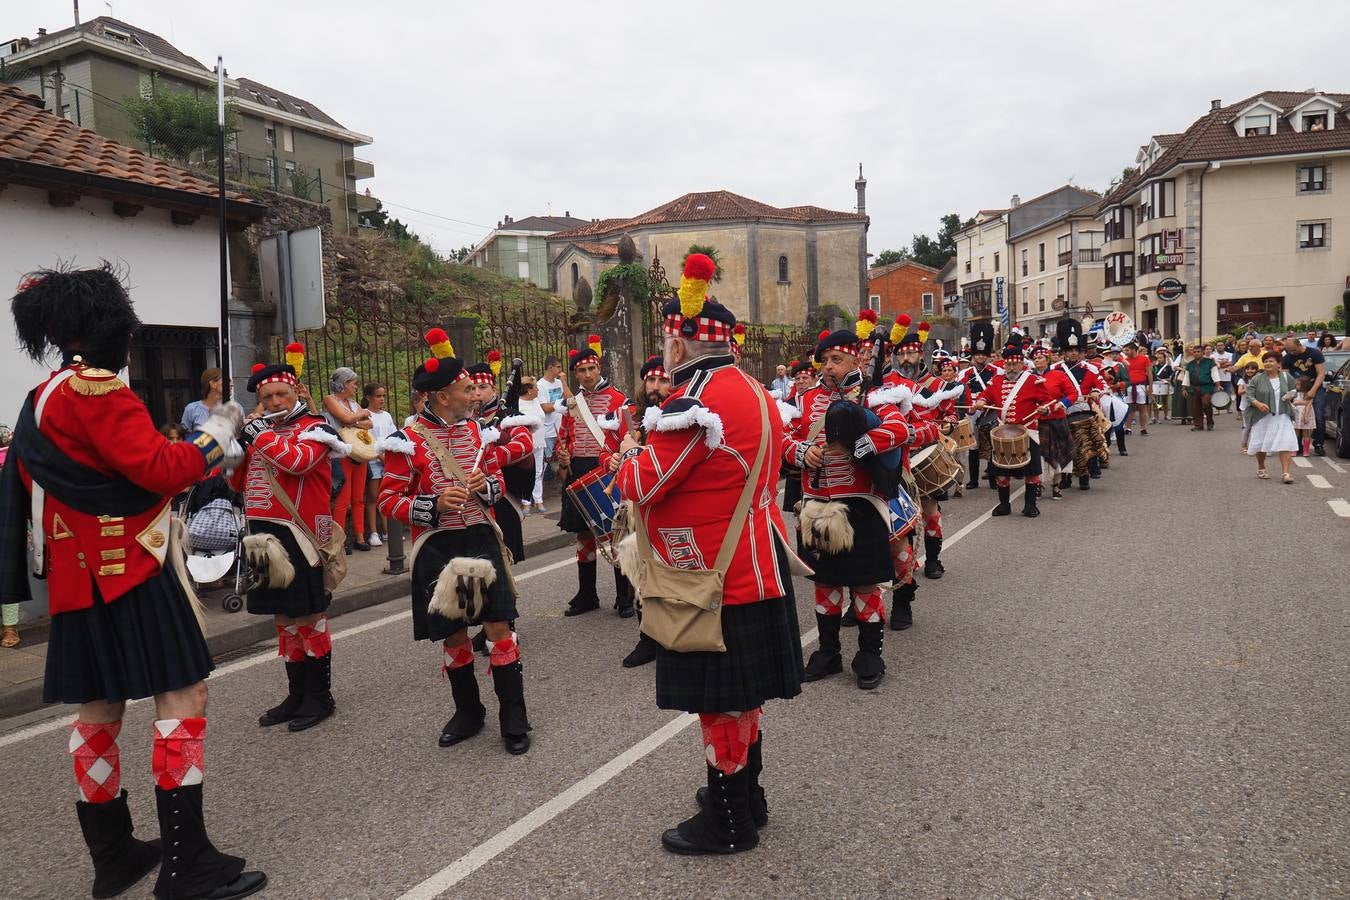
[1210, 98, 1221, 111]
[564, 210, 570, 218]
[854, 162, 867, 215]
[1011, 194, 1021, 207]
[37, 27, 47, 39]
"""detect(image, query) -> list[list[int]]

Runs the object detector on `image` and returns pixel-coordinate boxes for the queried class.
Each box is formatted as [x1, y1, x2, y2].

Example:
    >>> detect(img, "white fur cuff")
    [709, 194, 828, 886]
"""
[298, 427, 352, 458]
[912, 383, 965, 409]
[867, 385, 914, 414]
[478, 426, 501, 445]
[641, 404, 725, 450]
[500, 413, 544, 431]
[776, 400, 800, 425]
[597, 414, 623, 431]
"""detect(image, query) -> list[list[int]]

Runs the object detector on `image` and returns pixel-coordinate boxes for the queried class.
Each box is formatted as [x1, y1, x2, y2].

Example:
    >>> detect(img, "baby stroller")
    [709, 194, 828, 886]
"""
[180, 475, 249, 613]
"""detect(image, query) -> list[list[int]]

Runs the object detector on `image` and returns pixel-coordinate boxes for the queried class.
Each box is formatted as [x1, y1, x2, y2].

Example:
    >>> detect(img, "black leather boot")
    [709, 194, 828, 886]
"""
[1022, 483, 1041, 518]
[1079, 474, 1091, 491]
[152, 784, 265, 900]
[992, 485, 1012, 516]
[1089, 456, 1102, 478]
[965, 451, 980, 489]
[1116, 430, 1128, 456]
[439, 661, 486, 747]
[852, 621, 886, 690]
[923, 535, 944, 579]
[803, 612, 843, 681]
[287, 653, 335, 732]
[1060, 472, 1072, 490]
[490, 659, 532, 755]
[615, 570, 636, 618]
[622, 632, 658, 668]
[661, 765, 759, 855]
[564, 560, 600, 616]
[257, 660, 305, 727]
[697, 732, 768, 827]
[890, 582, 915, 631]
[76, 790, 161, 899]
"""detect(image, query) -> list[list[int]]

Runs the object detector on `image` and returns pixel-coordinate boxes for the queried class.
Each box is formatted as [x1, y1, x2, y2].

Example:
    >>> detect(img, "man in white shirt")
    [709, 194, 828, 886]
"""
[516, 376, 549, 514]
[536, 356, 565, 472]
[1211, 341, 1234, 412]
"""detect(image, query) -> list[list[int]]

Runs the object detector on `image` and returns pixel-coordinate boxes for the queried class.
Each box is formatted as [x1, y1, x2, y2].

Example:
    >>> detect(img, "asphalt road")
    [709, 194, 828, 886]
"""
[2, 414, 1346, 899]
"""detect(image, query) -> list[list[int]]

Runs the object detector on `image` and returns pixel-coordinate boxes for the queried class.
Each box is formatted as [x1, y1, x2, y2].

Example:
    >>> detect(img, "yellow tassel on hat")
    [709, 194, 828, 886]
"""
[424, 328, 455, 359]
[487, 349, 502, 377]
[285, 342, 306, 378]
[679, 253, 716, 320]
[588, 333, 602, 357]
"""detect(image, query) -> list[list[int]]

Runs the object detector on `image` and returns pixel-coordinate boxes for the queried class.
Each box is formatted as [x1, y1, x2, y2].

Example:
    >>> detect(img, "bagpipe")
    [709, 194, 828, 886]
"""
[483, 357, 538, 501]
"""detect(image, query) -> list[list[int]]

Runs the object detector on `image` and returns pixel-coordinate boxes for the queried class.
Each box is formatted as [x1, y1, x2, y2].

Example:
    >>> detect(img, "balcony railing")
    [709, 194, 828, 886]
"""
[1057, 251, 1072, 266]
[345, 157, 375, 180]
[1078, 248, 1101, 263]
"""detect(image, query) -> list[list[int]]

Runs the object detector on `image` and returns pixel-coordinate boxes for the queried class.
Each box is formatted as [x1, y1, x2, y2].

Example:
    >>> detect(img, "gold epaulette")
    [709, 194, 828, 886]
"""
[69, 368, 128, 397]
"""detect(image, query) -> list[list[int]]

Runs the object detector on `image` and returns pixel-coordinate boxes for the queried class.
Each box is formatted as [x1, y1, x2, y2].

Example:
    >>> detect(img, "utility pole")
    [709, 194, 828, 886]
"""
[74, 1, 81, 26]
[216, 57, 231, 395]
[49, 71, 65, 118]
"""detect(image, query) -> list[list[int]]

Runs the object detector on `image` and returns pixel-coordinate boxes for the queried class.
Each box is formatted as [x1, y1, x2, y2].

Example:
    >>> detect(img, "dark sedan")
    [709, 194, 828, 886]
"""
[1325, 353, 1350, 458]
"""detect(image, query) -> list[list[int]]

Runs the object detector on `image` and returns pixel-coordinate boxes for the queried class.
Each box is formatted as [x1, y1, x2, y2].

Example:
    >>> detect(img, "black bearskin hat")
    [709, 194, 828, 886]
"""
[11, 262, 140, 371]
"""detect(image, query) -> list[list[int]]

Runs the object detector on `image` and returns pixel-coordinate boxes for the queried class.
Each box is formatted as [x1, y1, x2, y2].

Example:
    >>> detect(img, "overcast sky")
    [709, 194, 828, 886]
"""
[16, 1, 1350, 258]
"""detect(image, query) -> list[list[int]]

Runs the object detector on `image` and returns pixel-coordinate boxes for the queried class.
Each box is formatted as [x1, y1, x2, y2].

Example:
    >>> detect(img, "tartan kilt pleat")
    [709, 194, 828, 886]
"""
[1038, 418, 1075, 472]
[801, 496, 894, 587]
[411, 525, 517, 642]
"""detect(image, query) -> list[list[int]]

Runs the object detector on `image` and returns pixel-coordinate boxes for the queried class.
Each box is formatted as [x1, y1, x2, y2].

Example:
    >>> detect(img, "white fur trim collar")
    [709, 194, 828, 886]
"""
[596, 413, 623, 431]
[867, 385, 914, 414]
[298, 427, 352, 458]
[641, 404, 725, 450]
[776, 400, 800, 424]
[912, 382, 965, 409]
[378, 434, 415, 455]
[499, 413, 545, 431]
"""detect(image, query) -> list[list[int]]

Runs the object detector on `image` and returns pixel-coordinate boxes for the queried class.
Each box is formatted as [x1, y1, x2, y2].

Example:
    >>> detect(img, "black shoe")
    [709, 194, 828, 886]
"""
[923, 535, 944, 579]
[352, 541, 371, 552]
[344, 545, 353, 556]
[992, 485, 1012, 516]
[1060, 473, 1072, 490]
[491, 659, 532, 756]
[1051, 486, 1062, 500]
[152, 784, 257, 900]
[804, 612, 843, 680]
[695, 734, 768, 828]
[615, 571, 636, 618]
[563, 594, 600, 616]
[1140, 429, 1149, 436]
[852, 621, 885, 690]
[661, 766, 759, 855]
[286, 654, 335, 732]
[622, 634, 658, 668]
[890, 583, 914, 631]
[966, 453, 980, 489]
[76, 790, 161, 900]
[1079, 476, 1091, 491]
[1089, 458, 1102, 479]
[565, 561, 600, 616]
[439, 662, 486, 747]
[617, 603, 636, 619]
[1022, 484, 1040, 518]
[257, 659, 305, 727]
[1315, 444, 1326, 456]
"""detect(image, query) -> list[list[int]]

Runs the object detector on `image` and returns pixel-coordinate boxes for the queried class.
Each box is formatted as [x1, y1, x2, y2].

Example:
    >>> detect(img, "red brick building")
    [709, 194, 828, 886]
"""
[866, 260, 942, 323]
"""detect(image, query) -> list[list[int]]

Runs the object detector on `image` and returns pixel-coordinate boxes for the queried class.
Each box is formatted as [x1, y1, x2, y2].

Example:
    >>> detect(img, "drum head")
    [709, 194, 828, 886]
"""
[910, 444, 938, 465]
[1211, 390, 1232, 409]
[991, 423, 1028, 441]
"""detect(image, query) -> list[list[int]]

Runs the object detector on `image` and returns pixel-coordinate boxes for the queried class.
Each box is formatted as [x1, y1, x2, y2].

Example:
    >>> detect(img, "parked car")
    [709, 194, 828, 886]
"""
[1325, 355, 1350, 458]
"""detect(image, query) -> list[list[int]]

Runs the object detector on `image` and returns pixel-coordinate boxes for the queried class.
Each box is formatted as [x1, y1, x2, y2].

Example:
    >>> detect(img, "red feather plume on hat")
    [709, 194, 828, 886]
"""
[818, 329, 830, 341]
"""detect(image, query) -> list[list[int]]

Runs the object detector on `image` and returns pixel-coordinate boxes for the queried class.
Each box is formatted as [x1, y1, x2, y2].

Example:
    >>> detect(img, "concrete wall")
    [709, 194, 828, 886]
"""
[816, 225, 866, 318]
[553, 247, 618, 303]
[0, 184, 221, 417]
[1201, 158, 1348, 333]
[868, 263, 941, 323]
[634, 226, 751, 318]
[484, 233, 552, 288]
[754, 225, 809, 324]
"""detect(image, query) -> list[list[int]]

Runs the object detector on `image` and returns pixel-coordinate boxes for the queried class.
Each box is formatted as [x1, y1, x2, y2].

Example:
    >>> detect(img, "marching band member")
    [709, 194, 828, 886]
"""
[1050, 320, 1106, 491]
[0, 266, 264, 899]
[959, 323, 1002, 490]
[786, 328, 913, 689]
[378, 330, 531, 754]
[615, 258, 803, 855]
[554, 339, 633, 618]
[1030, 344, 1076, 500]
[619, 355, 671, 670]
[468, 359, 535, 563]
[779, 359, 814, 518]
[973, 343, 1056, 518]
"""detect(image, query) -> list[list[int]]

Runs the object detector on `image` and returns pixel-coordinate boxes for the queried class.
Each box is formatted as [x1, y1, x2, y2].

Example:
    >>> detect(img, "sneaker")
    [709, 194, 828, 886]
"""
[536, 505, 549, 515]
[368, 533, 382, 547]
[520, 503, 531, 517]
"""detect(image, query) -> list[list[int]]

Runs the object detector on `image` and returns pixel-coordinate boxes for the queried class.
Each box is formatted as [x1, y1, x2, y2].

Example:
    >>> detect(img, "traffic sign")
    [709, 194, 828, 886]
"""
[1156, 277, 1185, 301]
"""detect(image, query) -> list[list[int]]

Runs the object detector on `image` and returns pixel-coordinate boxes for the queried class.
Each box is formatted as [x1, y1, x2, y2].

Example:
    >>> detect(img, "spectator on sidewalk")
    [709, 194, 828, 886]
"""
[180, 367, 223, 432]
[1317, 331, 1338, 351]
[770, 364, 791, 397]
[536, 357, 565, 477]
[1292, 376, 1317, 456]
[1186, 344, 1217, 431]
[517, 376, 549, 515]
[1244, 352, 1298, 483]
[1233, 337, 1265, 373]
[1122, 343, 1152, 435]
[363, 383, 396, 546]
[1236, 360, 1259, 452]
[324, 367, 374, 552]
[1282, 339, 1327, 456]
[404, 390, 424, 428]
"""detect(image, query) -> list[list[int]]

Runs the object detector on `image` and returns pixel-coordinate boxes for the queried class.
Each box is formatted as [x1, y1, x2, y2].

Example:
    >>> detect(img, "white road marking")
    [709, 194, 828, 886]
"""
[1328, 499, 1350, 518]
[0, 555, 578, 750]
[1324, 458, 1346, 474]
[395, 492, 1015, 899]
[1307, 474, 1332, 489]
[1293, 456, 1312, 468]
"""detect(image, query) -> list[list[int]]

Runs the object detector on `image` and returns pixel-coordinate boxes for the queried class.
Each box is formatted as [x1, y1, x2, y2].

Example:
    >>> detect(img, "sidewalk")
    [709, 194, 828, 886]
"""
[0, 486, 572, 719]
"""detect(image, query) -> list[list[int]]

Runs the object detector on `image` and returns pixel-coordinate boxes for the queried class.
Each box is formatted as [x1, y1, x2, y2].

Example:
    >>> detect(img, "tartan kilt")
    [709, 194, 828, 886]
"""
[1038, 418, 1075, 472]
[801, 496, 894, 587]
[655, 543, 803, 713]
[44, 566, 213, 704]
[411, 525, 517, 642]
[557, 456, 600, 534]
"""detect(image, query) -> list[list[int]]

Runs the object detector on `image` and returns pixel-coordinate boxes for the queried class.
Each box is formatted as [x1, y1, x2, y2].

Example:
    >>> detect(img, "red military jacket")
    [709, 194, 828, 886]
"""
[556, 380, 629, 462]
[477, 400, 537, 471]
[975, 370, 1057, 431]
[615, 354, 792, 606]
[863, 384, 941, 471]
[959, 361, 1003, 397]
[230, 408, 341, 553]
[784, 380, 914, 501]
[377, 411, 504, 548]
[1053, 359, 1105, 404]
[18, 366, 217, 613]
[1035, 367, 1076, 420]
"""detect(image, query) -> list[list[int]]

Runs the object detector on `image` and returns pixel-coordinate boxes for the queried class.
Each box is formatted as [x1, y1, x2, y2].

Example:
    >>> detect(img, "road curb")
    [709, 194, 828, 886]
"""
[0, 530, 575, 721]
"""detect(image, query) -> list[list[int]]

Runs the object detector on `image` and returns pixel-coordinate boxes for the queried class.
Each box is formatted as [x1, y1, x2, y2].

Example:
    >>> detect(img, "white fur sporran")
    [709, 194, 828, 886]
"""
[242, 533, 296, 589]
[798, 500, 855, 554]
[428, 557, 498, 624]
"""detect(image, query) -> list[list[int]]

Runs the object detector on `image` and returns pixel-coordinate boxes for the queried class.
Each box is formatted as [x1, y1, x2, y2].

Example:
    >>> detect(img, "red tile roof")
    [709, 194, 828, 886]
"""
[567, 241, 623, 258]
[550, 190, 865, 240]
[0, 84, 264, 221]
[1100, 90, 1350, 211]
[868, 259, 939, 280]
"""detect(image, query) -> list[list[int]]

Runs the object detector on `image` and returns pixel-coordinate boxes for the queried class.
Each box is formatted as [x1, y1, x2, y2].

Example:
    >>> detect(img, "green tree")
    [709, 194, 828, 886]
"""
[872, 249, 907, 267]
[908, 212, 973, 268]
[681, 244, 723, 282]
[123, 90, 239, 163]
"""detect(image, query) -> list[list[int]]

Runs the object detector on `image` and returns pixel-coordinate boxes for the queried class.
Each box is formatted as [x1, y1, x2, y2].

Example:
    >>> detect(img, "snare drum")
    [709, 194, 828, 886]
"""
[564, 466, 620, 557]
[990, 423, 1032, 469]
[1210, 390, 1232, 410]
[887, 487, 921, 542]
[950, 417, 976, 451]
[910, 443, 962, 497]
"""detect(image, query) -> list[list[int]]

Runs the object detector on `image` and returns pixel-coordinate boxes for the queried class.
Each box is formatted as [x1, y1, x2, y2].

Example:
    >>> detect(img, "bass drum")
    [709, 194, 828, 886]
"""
[1099, 394, 1128, 428]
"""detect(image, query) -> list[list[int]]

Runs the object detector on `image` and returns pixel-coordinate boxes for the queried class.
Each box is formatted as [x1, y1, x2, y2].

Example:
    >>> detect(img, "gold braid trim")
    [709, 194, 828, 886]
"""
[69, 369, 128, 396]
